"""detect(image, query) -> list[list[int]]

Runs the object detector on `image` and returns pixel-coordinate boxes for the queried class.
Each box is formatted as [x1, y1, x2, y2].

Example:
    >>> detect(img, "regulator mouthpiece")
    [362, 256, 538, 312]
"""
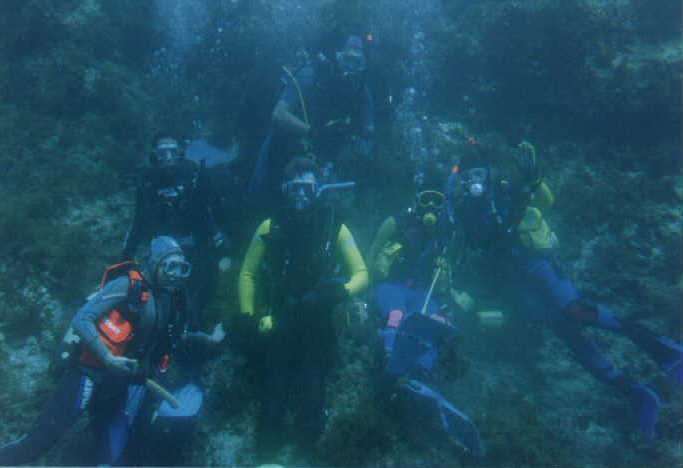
[422, 212, 438, 227]
[469, 182, 485, 197]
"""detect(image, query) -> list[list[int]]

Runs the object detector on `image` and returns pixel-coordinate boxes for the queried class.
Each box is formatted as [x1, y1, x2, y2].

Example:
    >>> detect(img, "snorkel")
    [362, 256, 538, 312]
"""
[316, 182, 356, 197]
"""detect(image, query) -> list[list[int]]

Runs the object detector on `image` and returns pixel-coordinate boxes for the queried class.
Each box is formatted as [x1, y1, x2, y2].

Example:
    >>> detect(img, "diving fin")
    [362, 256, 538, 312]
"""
[158, 383, 204, 418]
[628, 383, 661, 441]
[652, 336, 683, 385]
[398, 379, 484, 456]
[624, 322, 683, 385]
[386, 313, 456, 377]
[185, 138, 237, 168]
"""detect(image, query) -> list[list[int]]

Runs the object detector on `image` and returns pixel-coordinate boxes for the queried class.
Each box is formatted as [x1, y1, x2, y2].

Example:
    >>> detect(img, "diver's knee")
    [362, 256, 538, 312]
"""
[564, 299, 598, 325]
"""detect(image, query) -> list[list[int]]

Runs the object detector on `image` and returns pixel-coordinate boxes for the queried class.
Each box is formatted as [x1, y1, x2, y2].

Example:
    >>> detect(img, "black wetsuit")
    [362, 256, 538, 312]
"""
[257, 207, 341, 454]
[249, 64, 374, 199]
[122, 160, 219, 326]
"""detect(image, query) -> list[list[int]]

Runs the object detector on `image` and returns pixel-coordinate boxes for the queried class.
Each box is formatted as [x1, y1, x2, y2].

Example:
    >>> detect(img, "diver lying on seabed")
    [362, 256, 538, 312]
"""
[446, 141, 682, 441]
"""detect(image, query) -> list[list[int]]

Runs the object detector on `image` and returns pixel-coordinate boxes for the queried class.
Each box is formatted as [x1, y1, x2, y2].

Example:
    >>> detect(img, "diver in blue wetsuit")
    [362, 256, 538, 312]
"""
[368, 165, 484, 456]
[0, 237, 223, 466]
[446, 142, 682, 441]
[249, 35, 375, 202]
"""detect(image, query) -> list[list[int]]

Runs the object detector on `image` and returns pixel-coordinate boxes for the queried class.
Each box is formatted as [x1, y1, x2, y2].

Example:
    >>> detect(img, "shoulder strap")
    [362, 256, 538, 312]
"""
[100, 261, 137, 289]
[127, 269, 150, 302]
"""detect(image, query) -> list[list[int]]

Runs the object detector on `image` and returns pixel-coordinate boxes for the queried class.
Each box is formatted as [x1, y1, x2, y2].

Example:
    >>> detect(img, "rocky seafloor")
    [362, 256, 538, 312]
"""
[0, 0, 680, 466]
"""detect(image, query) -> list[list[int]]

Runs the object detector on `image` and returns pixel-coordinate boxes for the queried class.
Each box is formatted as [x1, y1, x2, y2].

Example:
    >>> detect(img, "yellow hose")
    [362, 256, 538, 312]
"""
[145, 378, 181, 409]
[282, 66, 309, 126]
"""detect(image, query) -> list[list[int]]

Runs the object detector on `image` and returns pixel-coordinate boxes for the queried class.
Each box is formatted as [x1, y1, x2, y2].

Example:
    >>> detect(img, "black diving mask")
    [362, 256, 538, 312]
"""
[417, 190, 446, 210]
[282, 178, 318, 211]
[155, 146, 182, 168]
[337, 49, 367, 76]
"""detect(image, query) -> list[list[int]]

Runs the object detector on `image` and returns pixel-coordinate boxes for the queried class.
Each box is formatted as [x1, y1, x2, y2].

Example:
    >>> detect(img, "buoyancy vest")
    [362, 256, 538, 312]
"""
[140, 161, 209, 244]
[517, 182, 557, 250]
[387, 212, 453, 286]
[262, 205, 341, 302]
[79, 262, 151, 368]
[455, 179, 558, 260]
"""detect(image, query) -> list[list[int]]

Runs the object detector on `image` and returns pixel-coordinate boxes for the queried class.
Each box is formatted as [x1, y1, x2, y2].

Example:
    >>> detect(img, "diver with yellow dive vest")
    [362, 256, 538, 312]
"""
[446, 141, 682, 441]
[238, 157, 368, 459]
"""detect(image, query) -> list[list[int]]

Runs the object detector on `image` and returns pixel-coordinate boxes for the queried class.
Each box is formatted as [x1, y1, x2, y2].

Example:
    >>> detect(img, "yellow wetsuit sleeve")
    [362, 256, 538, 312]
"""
[238, 219, 271, 316]
[368, 216, 398, 281]
[336, 224, 368, 297]
[529, 181, 554, 211]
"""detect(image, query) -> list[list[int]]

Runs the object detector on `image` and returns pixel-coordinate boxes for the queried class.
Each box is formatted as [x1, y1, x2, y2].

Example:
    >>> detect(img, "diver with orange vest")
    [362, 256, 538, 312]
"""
[0, 236, 224, 466]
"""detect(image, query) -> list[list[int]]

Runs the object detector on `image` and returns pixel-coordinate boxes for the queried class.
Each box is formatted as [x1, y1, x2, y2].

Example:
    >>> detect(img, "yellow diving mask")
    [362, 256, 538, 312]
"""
[417, 190, 445, 209]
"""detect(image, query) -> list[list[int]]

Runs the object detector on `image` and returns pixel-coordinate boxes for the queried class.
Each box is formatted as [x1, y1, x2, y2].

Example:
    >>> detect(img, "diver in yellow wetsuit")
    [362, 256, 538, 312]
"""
[238, 156, 368, 458]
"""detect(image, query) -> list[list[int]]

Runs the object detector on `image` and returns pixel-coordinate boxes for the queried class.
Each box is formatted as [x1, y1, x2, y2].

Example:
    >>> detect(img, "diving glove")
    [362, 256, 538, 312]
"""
[105, 355, 140, 377]
[259, 315, 274, 334]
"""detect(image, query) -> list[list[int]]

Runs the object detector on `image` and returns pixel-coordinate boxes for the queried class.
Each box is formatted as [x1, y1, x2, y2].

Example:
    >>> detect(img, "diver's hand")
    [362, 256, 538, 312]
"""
[212, 231, 226, 248]
[259, 315, 274, 334]
[209, 323, 226, 344]
[105, 355, 140, 377]
[516, 141, 540, 186]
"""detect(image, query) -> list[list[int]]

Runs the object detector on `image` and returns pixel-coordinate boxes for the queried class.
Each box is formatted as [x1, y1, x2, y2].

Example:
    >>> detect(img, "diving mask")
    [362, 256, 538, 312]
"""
[417, 190, 446, 210]
[337, 49, 367, 75]
[155, 144, 182, 168]
[156, 254, 192, 285]
[416, 191, 445, 227]
[282, 176, 318, 211]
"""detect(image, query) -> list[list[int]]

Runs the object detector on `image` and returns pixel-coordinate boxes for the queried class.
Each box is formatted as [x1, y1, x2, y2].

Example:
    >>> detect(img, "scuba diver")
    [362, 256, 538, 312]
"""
[446, 141, 682, 441]
[248, 34, 375, 203]
[0, 237, 224, 466]
[238, 157, 368, 460]
[368, 164, 484, 456]
[122, 135, 225, 335]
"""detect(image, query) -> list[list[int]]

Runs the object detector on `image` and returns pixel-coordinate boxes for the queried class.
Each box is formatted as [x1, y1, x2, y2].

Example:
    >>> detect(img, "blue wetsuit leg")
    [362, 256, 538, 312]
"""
[516, 256, 624, 384]
[92, 384, 147, 466]
[406, 287, 443, 372]
[374, 283, 446, 374]
[0, 368, 93, 465]
[376, 286, 482, 454]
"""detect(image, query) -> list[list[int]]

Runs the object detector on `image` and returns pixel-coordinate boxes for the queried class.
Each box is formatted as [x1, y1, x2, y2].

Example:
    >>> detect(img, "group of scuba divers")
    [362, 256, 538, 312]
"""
[1, 34, 682, 467]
